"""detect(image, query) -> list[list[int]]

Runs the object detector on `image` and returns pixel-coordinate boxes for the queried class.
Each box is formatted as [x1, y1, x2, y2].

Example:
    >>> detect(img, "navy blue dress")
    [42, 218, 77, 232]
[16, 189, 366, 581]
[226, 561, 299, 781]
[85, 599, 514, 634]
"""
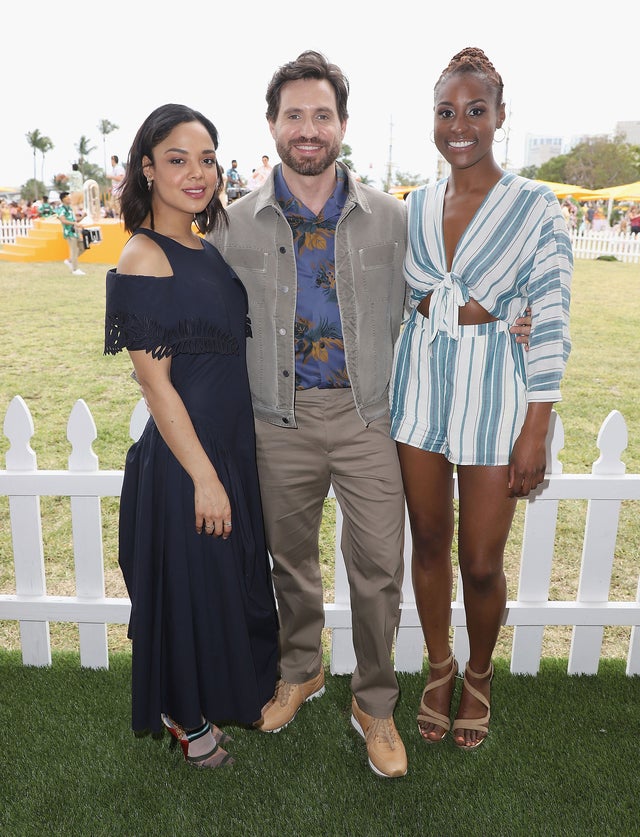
[105, 228, 278, 734]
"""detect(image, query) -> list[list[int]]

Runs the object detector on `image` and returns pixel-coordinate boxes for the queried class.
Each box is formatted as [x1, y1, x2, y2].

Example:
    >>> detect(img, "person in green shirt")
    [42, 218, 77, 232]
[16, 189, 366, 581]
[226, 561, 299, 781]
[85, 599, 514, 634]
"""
[38, 196, 55, 218]
[56, 191, 85, 275]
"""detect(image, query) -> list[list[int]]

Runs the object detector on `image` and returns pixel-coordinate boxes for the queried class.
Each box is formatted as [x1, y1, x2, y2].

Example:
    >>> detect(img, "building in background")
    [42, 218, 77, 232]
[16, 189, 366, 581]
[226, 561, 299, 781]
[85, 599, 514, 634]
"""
[524, 135, 564, 168]
[616, 121, 640, 145]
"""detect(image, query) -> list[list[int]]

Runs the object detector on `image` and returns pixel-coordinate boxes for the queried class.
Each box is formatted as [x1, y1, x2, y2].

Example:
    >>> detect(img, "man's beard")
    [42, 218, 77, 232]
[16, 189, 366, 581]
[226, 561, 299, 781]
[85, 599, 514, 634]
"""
[276, 136, 341, 176]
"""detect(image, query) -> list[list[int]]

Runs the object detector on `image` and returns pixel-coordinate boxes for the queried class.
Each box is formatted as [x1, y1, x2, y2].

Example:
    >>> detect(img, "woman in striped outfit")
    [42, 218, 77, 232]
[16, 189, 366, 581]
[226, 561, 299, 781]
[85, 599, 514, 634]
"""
[390, 48, 572, 749]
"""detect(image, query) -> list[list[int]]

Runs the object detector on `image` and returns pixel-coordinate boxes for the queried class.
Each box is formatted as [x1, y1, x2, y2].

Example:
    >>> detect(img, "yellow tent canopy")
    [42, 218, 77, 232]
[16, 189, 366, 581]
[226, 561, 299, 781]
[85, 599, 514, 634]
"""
[579, 181, 640, 202]
[534, 181, 598, 200]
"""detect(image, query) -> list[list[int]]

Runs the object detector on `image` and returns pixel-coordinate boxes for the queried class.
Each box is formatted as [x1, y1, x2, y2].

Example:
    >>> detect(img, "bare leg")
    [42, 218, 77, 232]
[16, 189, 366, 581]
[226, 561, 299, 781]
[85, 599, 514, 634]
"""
[454, 465, 517, 747]
[397, 443, 456, 741]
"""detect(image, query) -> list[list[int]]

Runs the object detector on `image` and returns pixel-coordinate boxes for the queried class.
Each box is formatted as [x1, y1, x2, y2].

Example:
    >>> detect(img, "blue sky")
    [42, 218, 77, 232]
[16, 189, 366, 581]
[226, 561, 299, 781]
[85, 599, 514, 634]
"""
[3, 1, 637, 190]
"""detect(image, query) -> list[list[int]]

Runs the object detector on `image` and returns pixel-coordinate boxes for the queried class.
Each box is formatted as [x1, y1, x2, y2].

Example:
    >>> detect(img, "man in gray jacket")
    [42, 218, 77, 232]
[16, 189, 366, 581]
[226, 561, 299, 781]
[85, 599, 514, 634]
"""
[210, 49, 531, 778]
[209, 50, 409, 778]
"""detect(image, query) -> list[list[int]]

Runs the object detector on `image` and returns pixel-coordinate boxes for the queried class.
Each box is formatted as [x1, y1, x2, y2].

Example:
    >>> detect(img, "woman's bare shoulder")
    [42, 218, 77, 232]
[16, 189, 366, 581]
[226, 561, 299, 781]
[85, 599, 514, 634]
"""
[116, 231, 171, 277]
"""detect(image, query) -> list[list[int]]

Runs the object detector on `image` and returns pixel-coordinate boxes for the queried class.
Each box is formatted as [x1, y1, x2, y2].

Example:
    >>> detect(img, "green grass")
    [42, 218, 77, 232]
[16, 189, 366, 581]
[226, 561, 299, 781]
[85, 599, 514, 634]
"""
[0, 651, 638, 836]
[0, 260, 639, 836]
[1, 260, 638, 659]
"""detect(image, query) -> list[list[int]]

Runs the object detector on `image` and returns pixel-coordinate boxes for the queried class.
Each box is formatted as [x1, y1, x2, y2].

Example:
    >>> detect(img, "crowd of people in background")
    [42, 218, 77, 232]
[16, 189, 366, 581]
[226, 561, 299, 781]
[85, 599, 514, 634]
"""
[556, 199, 640, 235]
[2, 168, 640, 234]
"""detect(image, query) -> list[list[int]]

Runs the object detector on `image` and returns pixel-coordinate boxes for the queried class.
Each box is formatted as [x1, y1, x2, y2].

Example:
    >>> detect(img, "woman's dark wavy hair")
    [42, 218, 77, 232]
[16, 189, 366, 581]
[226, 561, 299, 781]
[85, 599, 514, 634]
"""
[118, 103, 227, 235]
[265, 50, 349, 123]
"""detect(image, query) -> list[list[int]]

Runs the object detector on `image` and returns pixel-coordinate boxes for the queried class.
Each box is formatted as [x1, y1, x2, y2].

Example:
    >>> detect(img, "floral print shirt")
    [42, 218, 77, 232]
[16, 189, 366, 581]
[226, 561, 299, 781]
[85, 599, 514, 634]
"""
[275, 166, 350, 390]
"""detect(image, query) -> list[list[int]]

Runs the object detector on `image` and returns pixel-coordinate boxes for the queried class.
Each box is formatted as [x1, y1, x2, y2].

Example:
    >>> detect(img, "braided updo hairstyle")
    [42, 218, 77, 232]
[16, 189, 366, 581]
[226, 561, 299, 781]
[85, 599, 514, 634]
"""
[434, 47, 504, 109]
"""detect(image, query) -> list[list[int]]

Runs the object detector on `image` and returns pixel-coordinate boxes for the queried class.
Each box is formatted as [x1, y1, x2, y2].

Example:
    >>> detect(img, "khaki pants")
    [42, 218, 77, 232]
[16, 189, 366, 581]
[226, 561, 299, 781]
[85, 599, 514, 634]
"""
[255, 388, 405, 717]
[67, 236, 79, 271]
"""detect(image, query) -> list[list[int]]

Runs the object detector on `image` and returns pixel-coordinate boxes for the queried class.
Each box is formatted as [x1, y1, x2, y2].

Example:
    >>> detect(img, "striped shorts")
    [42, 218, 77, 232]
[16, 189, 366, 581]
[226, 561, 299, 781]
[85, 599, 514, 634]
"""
[389, 308, 527, 465]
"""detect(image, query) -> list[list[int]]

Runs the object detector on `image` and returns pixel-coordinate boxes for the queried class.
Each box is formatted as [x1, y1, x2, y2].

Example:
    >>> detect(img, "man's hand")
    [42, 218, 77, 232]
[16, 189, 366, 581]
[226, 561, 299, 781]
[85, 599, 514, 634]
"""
[511, 307, 532, 350]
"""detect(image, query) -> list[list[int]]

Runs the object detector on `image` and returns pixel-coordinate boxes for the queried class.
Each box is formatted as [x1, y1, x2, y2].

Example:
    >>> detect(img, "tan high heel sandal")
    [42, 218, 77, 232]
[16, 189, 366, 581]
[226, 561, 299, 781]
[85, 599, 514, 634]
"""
[417, 651, 458, 743]
[452, 662, 494, 750]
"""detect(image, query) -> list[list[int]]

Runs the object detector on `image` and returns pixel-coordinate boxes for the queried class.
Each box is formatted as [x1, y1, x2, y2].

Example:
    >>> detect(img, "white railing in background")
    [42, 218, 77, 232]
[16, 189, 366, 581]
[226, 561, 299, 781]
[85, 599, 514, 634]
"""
[0, 218, 33, 245]
[1, 396, 639, 677]
[570, 229, 640, 263]
[1, 218, 639, 262]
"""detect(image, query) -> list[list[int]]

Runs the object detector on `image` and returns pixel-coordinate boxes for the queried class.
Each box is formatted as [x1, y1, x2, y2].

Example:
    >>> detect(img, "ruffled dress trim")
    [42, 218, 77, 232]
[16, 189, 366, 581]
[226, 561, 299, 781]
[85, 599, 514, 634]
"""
[104, 311, 239, 359]
[103, 229, 252, 359]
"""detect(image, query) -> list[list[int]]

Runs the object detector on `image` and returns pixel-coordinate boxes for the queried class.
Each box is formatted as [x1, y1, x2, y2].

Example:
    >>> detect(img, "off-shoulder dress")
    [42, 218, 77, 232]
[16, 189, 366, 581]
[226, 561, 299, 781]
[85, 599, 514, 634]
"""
[105, 228, 278, 733]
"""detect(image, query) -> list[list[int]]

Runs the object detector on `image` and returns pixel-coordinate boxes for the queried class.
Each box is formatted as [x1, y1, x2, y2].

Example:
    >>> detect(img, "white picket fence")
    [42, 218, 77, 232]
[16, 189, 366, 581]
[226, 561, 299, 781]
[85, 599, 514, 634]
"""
[1, 396, 639, 678]
[0, 218, 33, 245]
[1, 218, 639, 262]
[570, 228, 640, 262]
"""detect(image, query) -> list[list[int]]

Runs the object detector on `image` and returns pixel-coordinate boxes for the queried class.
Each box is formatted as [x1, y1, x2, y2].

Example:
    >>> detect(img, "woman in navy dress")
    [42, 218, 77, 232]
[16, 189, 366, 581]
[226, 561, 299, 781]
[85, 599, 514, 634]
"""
[104, 104, 278, 769]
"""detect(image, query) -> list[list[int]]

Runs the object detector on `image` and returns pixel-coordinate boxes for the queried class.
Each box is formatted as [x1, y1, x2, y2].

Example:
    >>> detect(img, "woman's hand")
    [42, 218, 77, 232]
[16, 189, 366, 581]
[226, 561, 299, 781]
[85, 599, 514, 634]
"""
[507, 402, 553, 497]
[507, 432, 547, 497]
[195, 478, 233, 539]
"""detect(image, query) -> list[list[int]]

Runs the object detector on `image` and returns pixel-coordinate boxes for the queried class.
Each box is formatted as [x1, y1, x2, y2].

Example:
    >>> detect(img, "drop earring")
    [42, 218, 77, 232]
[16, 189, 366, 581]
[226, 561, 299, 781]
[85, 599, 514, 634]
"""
[146, 178, 153, 190]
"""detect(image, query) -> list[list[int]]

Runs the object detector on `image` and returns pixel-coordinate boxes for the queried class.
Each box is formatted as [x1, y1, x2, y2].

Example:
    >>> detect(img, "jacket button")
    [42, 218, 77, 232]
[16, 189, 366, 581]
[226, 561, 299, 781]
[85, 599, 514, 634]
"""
[279, 246, 286, 253]
[282, 370, 289, 377]
[282, 417, 289, 424]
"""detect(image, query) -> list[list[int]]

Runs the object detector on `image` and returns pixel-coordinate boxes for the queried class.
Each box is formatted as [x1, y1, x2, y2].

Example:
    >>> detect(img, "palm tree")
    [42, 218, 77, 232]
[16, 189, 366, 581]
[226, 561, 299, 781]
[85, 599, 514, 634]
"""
[75, 135, 97, 176]
[25, 129, 54, 200]
[97, 119, 119, 175]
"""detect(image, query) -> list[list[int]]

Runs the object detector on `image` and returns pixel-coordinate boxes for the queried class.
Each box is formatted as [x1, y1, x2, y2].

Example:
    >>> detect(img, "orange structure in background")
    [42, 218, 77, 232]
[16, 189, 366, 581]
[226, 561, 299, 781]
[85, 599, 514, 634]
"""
[0, 217, 129, 266]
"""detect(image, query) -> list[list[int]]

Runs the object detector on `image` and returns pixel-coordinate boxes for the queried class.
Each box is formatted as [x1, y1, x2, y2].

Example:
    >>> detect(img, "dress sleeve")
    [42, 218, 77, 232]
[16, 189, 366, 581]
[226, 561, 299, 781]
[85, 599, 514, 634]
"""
[525, 195, 572, 402]
[104, 269, 239, 359]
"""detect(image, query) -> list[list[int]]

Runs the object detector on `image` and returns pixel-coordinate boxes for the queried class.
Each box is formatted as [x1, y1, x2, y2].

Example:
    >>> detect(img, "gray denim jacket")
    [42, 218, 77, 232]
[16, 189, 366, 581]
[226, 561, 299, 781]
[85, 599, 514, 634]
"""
[208, 162, 408, 428]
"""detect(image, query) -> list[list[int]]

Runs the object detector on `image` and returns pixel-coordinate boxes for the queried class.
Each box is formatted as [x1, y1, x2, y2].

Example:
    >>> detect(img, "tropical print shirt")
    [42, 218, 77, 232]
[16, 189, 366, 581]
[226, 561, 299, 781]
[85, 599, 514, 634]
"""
[38, 201, 55, 217]
[56, 203, 78, 239]
[275, 166, 350, 390]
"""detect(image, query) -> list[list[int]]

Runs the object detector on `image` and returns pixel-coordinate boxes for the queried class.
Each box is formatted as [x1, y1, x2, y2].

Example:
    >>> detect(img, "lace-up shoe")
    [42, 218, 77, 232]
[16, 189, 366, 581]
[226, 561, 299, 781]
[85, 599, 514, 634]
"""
[351, 696, 407, 778]
[258, 670, 325, 733]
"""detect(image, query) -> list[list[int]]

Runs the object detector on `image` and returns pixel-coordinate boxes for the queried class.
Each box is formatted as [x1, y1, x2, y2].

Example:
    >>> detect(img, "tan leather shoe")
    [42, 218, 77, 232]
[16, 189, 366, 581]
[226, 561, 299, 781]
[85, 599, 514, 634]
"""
[258, 670, 325, 733]
[351, 696, 408, 778]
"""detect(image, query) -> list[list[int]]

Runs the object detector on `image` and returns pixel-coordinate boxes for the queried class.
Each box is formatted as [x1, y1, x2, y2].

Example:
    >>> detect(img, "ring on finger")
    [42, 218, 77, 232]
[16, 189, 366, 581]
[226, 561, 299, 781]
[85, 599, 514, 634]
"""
[223, 521, 232, 527]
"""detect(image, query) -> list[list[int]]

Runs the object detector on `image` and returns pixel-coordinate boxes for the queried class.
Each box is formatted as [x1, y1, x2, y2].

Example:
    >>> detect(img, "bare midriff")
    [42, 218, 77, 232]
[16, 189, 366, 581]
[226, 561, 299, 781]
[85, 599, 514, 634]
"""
[417, 293, 498, 326]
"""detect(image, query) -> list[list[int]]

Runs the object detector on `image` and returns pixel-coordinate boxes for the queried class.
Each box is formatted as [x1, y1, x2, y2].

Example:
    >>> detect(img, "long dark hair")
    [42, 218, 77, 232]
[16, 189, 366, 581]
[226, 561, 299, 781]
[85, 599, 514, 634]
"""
[118, 103, 227, 235]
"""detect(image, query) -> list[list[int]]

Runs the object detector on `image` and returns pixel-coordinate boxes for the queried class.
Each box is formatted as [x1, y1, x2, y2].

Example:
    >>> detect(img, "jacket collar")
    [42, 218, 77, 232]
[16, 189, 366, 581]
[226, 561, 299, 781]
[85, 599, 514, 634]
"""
[251, 160, 372, 217]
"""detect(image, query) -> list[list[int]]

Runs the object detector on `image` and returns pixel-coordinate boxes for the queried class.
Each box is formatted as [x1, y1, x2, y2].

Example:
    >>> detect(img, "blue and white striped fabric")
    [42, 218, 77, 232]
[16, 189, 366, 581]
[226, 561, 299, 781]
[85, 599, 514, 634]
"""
[390, 314, 527, 464]
[389, 173, 572, 462]
[400, 172, 571, 402]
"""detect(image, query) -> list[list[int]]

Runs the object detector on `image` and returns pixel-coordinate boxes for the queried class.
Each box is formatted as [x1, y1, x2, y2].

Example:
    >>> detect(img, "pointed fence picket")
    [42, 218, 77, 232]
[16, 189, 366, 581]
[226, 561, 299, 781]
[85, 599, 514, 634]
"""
[1, 396, 639, 675]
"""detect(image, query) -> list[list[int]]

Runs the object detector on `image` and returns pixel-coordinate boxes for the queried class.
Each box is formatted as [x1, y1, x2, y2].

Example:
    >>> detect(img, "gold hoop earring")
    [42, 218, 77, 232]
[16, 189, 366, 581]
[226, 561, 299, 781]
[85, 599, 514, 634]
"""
[494, 127, 506, 143]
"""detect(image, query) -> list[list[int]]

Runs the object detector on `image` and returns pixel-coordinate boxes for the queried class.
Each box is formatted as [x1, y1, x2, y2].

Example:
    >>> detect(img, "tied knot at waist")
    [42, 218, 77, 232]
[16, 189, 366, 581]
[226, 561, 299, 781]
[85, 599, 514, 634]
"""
[426, 272, 469, 343]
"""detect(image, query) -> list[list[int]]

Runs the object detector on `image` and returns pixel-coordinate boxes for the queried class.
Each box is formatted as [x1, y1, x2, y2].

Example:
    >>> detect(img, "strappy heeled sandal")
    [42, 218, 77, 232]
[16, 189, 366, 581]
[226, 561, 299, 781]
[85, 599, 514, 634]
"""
[162, 714, 232, 746]
[206, 722, 234, 746]
[452, 662, 494, 750]
[161, 714, 235, 768]
[417, 651, 458, 743]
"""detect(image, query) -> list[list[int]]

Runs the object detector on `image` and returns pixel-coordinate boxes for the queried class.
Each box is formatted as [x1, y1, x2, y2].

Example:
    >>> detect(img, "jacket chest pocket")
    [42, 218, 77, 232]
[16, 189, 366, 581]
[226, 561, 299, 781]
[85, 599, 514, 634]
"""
[357, 242, 398, 300]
